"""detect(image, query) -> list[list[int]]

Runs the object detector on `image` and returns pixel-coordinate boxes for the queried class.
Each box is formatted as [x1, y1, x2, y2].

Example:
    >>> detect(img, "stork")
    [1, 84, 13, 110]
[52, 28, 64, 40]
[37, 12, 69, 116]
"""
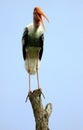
[22, 6, 49, 93]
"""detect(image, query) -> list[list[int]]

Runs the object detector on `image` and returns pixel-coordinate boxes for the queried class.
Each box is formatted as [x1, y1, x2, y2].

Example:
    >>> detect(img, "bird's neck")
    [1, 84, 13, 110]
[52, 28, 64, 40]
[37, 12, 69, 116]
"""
[33, 19, 40, 31]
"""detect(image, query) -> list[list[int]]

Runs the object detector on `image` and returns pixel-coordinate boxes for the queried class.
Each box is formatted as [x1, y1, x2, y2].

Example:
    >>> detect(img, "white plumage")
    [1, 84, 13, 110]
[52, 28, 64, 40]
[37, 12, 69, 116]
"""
[27, 23, 43, 38]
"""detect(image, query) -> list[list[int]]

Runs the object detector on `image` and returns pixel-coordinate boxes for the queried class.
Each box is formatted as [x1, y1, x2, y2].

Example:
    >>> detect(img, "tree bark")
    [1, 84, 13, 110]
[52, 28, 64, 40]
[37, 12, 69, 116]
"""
[28, 89, 52, 130]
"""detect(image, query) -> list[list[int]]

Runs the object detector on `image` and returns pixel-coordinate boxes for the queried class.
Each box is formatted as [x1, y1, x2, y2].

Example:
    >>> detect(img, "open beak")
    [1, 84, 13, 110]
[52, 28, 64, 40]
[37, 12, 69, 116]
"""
[33, 6, 49, 31]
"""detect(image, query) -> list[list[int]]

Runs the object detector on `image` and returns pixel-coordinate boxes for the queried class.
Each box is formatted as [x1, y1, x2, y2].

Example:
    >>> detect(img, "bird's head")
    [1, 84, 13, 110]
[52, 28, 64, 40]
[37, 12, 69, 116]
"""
[33, 6, 49, 31]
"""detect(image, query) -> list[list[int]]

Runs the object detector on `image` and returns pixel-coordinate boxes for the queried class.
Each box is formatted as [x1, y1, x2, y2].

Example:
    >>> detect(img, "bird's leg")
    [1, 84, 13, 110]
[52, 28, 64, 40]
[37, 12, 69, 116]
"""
[36, 50, 40, 89]
[25, 52, 31, 102]
[37, 70, 40, 89]
[28, 52, 31, 92]
[28, 73, 30, 92]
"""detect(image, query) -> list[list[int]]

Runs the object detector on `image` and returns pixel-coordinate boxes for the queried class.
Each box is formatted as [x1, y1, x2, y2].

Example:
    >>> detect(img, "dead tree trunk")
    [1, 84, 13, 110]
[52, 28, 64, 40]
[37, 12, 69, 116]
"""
[27, 89, 52, 130]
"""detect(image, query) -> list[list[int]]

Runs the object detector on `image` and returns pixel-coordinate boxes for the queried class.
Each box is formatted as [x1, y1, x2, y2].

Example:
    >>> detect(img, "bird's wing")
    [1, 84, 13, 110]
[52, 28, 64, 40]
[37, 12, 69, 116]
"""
[39, 34, 44, 60]
[22, 27, 44, 60]
[22, 27, 28, 60]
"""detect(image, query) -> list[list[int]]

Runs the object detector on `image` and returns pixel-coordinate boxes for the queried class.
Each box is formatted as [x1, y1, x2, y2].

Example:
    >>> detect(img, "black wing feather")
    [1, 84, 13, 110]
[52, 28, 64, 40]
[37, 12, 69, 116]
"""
[22, 27, 28, 60]
[39, 34, 44, 60]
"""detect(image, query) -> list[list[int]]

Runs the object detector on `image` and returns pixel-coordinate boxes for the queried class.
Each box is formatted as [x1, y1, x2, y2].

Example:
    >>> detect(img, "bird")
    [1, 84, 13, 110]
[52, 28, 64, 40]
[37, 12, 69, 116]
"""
[22, 6, 49, 93]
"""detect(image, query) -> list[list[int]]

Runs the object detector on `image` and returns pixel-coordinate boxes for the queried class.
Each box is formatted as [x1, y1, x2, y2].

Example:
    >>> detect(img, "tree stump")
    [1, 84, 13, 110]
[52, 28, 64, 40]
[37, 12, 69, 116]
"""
[27, 89, 52, 130]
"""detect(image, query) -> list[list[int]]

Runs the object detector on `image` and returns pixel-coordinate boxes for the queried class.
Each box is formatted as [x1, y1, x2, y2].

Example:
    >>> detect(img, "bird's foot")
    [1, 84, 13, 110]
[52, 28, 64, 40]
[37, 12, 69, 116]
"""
[38, 85, 40, 90]
[25, 90, 32, 102]
[37, 88, 45, 99]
